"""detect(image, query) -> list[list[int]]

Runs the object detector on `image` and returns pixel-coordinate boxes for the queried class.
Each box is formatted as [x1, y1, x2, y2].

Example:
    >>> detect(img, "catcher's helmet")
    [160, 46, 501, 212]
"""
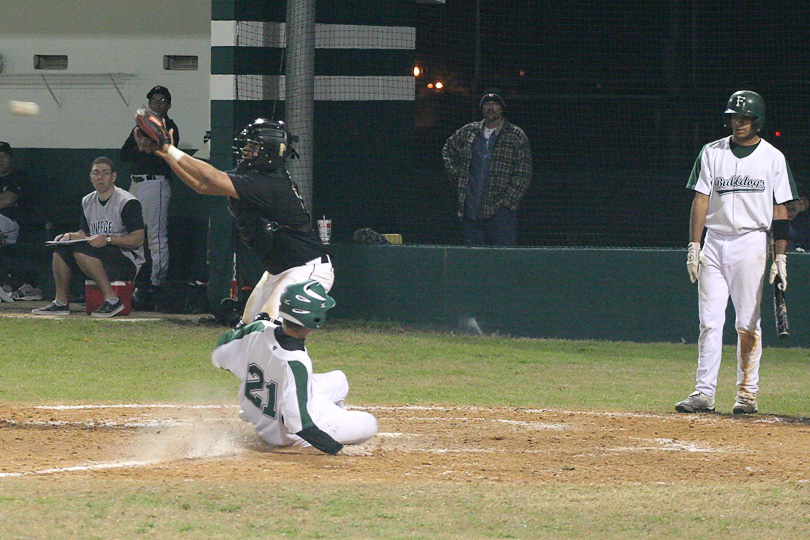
[724, 90, 766, 131]
[233, 118, 293, 170]
[279, 280, 335, 329]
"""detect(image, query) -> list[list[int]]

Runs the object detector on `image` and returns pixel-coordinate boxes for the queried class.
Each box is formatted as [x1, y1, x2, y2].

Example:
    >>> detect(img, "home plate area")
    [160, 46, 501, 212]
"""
[2, 404, 809, 484]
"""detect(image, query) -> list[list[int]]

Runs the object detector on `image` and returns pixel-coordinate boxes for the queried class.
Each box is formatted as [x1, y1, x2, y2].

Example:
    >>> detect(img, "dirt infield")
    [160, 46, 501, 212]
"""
[3, 404, 810, 484]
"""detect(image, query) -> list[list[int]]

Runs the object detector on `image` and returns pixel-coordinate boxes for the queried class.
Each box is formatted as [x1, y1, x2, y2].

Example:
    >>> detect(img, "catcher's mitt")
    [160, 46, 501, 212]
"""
[135, 107, 171, 147]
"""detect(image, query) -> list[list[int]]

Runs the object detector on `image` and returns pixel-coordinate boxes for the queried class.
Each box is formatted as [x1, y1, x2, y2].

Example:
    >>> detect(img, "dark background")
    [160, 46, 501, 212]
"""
[405, 0, 810, 247]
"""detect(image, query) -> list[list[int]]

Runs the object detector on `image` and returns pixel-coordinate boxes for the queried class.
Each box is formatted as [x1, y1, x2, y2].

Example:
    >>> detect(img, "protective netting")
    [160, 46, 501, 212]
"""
[227, 1, 810, 248]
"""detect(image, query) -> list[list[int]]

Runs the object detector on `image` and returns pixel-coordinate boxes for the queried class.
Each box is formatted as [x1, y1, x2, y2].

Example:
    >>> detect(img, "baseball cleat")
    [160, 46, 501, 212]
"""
[732, 394, 758, 414]
[675, 391, 715, 413]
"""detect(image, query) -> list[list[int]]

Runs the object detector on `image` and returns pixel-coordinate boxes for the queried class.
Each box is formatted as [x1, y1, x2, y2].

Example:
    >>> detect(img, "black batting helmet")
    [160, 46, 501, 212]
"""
[233, 118, 293, 171]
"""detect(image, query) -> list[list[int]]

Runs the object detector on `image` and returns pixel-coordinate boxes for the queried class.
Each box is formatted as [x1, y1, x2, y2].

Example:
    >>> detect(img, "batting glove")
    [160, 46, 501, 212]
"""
[769, 254, 788, 291]
[686, 242, 706, 283]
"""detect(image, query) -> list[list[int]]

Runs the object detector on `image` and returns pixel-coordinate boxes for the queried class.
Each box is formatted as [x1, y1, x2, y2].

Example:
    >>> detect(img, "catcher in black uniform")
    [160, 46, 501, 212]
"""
[134, 115, 333, 325]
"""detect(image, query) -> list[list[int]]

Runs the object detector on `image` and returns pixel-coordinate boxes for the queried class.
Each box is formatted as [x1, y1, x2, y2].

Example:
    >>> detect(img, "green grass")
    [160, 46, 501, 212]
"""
[3, 317, 810, 414]
[3, 317, 810, 539]
[2, 480, 810, 540]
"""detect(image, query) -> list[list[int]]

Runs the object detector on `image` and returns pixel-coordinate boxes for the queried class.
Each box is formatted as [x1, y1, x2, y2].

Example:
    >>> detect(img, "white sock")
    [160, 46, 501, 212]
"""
[105, 295, 120, 303]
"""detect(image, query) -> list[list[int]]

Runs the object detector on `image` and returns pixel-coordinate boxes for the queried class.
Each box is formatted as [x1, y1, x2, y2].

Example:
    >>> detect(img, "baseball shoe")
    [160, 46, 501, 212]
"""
[91, 297, 125, 318]
[31, 301, 70, 316]
[675, 391, 715, 413]
[12, 284, 44, 301]
[732, 394, 758, 414]
[0, 285, 14, 303]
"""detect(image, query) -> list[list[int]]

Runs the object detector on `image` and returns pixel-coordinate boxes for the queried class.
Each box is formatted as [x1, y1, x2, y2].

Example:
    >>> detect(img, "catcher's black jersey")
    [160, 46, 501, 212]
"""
[227, 168, 325, 274]
[120, 116, 180, 177]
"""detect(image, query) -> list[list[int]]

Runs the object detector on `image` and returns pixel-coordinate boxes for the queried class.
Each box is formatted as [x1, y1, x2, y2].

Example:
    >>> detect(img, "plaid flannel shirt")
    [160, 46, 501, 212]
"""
[442, 119, 532, 220]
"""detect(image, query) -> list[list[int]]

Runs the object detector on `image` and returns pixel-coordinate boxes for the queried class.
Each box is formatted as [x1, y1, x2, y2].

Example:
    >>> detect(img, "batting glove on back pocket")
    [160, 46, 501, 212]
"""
[686, 242, 706, 283]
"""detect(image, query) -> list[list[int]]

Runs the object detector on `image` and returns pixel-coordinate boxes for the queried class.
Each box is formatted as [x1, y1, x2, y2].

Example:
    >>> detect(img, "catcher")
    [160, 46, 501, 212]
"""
[133, 109, 332, 325]
[212, 280, 377, 454]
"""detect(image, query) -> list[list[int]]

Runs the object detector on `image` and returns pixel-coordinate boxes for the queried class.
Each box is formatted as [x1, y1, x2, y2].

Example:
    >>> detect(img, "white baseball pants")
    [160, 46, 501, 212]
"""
[241, 257, 335, 324]
[294, 370, 377, 446]
[695, 229, 766, 398]
[131, 178, 170, 287]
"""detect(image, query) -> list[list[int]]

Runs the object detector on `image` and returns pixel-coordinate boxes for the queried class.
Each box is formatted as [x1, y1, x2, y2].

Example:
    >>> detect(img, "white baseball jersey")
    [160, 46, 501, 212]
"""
[687, 137, 797, 235]
[212, 321, 376, 453]
[82, 186, 145, 268]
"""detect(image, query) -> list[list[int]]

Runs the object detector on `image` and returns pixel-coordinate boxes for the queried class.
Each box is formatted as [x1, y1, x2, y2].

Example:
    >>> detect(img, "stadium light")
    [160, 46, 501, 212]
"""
[413, 65, 422, 77]
[435, 81, 444, 89]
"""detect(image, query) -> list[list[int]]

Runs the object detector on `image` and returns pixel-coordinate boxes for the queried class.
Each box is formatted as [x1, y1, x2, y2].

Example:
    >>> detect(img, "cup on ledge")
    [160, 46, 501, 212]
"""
[317, 218, 332, 244]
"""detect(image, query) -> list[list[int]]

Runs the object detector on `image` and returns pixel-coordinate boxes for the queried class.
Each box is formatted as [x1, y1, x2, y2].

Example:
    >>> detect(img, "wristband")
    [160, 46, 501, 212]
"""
[772, 219, 790, 241]
[167, 145, 186, 162]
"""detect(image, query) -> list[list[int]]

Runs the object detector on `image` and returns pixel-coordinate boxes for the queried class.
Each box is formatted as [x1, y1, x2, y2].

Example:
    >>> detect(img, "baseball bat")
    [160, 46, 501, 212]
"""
[229, 225, 239, 300]
[770, 235, 790, 339]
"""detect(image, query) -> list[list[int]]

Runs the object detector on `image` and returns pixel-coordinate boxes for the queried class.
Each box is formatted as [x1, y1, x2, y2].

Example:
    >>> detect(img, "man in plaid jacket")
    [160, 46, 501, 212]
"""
[442, 89, 533, 246]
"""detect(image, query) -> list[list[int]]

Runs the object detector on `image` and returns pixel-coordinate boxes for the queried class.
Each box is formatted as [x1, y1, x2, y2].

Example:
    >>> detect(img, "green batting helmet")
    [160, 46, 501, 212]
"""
[279, 280, 335, 329]
[724, 90, 766, 131]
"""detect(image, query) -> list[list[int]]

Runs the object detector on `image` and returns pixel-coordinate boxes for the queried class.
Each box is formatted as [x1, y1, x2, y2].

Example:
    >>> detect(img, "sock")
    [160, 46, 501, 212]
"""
[105, 295, 120, 304]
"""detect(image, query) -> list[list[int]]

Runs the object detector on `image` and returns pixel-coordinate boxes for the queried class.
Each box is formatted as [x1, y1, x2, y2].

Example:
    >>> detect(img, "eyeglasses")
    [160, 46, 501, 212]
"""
[90, 170, 114, 178]
[149, 98, 169, 104]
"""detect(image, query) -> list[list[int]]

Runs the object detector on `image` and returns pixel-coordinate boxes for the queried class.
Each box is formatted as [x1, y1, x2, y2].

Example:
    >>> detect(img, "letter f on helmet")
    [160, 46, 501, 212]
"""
[725, 90, 766, 131]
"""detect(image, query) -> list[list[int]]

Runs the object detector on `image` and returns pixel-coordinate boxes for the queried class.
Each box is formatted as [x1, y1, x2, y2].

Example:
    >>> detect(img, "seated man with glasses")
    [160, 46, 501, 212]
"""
[32, 157, 145, 317]
[120, 85, 179, 308]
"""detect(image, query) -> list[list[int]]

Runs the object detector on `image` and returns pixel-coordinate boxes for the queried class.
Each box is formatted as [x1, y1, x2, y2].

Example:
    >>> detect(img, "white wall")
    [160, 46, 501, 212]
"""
[0, 0, 211, 150]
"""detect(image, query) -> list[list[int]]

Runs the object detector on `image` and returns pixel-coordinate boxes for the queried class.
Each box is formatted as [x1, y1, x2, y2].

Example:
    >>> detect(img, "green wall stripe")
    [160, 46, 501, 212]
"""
[315, 49, 412, 76]
[211, 47, 285, 75]
[211, 1, 286, 22]
[212, 1, 411, 25]
[212, 47, 412, 77]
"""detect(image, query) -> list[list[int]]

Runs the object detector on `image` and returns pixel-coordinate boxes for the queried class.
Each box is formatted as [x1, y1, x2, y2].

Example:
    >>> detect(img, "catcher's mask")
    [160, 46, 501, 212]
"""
[724, 90, 765, 132]
[233, 118, 294, 171]
[279, 280, 335, 330]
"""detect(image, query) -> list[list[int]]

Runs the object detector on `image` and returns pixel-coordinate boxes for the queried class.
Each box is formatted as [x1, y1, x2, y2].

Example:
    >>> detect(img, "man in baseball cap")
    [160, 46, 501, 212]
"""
[146, 85, 172, 102]
[442, 88, 533, 246]
[120, 85, 179, 309]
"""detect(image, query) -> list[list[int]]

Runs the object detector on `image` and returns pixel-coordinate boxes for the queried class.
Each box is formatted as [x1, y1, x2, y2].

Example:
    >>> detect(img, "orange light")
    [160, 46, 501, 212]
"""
[413, 66, 422, 77]
[519, 70, 526, 77]
[427, 83, 434, 89]
[435, 81, 444, 89]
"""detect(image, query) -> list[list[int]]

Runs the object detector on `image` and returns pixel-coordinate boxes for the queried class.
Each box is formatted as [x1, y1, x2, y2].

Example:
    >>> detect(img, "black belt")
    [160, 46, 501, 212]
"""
[131, 174, 165, 182]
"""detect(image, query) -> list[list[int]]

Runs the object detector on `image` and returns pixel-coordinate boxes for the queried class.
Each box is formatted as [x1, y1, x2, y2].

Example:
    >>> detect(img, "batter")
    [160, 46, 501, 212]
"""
[212, 280, 377, 454]
[677, 90, 797, 414]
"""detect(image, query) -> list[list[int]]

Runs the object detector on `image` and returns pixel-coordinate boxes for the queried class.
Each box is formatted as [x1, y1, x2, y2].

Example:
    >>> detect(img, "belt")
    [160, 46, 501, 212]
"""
[131, 174, 166, 182]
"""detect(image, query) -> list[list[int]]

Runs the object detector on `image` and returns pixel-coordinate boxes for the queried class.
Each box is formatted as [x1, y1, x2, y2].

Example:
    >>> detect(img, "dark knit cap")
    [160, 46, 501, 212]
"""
[479, 89, 506, 109]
